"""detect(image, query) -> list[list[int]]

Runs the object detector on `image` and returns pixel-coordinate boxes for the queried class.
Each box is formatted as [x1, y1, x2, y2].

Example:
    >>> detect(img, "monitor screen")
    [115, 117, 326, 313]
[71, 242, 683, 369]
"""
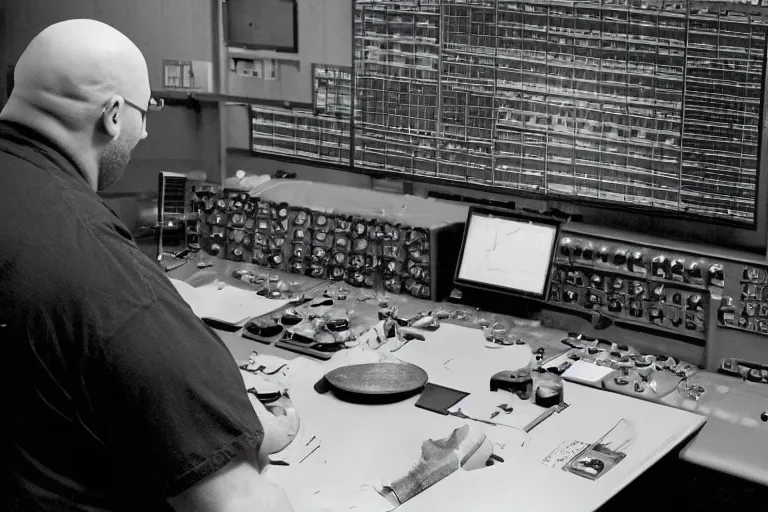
[456, 209, 559, 298]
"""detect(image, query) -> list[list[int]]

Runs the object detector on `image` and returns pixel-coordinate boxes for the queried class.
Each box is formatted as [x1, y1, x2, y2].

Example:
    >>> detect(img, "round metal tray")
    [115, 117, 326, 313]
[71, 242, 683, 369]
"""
[324, 362, 428, 396]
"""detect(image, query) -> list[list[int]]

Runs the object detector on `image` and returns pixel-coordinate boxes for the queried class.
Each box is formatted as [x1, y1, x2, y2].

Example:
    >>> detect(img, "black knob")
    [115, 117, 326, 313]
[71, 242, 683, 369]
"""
[686, 262, 703, 281]
[761, 411, 768, 422]
[564, 290, 578, 303]
[747, 369, 763, 383]
[612, 278, 624, 290]
[649, 306, 663, 321]
[670, 259, 684, 278]
[652, 284, 665, 300]
[587, 292, 599, 305]
[652, 256, 668, 278]
[687, 294, 702, 311]
[608, 297, 623, 312]
[744, 267, 760, 282]
[672, 293, 682, 305]
[629, 299, 643, 317]
[560, 238, 573, 257]
[598, 247, 610, 263]
[210, 243, 221, 256]
[582, 244, 594, 261]
[628, 251, 644, 272]
[614, 249, 627, 265]
[590, 274, 603, 288]
[709, 264, 724, 286]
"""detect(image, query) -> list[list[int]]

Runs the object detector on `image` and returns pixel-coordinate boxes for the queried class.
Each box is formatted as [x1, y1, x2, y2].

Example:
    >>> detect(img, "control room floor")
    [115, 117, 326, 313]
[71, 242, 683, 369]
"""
[600, 450, 768, 511]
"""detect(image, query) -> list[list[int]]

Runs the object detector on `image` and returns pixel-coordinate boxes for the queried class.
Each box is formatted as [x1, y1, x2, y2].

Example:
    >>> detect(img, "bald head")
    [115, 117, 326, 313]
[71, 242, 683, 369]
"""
[0, 19, 151, 191]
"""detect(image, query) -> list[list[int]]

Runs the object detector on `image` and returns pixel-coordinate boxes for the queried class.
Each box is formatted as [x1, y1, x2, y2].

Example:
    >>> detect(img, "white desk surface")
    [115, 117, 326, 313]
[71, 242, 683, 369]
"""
[225, 324, 706, 512]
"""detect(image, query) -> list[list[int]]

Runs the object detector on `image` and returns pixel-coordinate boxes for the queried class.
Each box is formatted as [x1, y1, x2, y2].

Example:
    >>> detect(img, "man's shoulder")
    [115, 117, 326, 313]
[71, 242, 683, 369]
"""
[0, 183, 163, 341]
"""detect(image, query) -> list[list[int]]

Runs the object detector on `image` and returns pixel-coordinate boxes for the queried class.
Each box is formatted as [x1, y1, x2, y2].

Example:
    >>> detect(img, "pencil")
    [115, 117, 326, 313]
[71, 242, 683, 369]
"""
[523, 406, 557, 433]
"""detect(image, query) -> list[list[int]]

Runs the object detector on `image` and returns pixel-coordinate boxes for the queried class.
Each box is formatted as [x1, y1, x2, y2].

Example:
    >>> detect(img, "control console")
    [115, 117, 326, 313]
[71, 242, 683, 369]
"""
[542, 224, 768, 372]
[548, 232, 723, 340]
[718, 264, 768, 335]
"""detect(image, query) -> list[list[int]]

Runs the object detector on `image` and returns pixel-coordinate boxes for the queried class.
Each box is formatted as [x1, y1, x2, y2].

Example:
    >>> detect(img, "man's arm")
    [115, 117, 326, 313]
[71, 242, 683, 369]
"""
[168, 453, 294, 512]
[79, 282, 295, 505]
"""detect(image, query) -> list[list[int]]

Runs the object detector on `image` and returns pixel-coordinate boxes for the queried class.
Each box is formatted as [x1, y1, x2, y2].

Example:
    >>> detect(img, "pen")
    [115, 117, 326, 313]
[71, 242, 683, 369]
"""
[523, 406, 557, 433]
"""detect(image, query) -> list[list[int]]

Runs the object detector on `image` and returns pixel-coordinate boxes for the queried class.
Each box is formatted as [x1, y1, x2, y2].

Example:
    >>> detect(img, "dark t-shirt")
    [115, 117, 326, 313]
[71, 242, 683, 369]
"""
[0, 121, 264, 511]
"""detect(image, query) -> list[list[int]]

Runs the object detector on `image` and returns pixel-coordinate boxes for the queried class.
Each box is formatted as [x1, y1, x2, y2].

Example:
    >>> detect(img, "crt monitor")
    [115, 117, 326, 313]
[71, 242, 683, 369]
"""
[455, 208, 560, 299]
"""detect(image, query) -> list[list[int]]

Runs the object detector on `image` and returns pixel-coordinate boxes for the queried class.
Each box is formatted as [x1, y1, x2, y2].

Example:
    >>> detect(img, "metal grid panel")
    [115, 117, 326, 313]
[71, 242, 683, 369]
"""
[313, 65, 353, 116]
[352, 0, 768, 224]
[251, 105, 351, 164]
[354, 0, 441, 176]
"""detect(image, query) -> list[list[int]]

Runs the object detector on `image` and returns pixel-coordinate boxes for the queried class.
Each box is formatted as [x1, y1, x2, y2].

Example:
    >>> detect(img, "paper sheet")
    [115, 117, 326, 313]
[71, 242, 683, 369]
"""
[448, 391, 551, 430]
[391, 323, 534, 394]
[170, 278, 288, 325]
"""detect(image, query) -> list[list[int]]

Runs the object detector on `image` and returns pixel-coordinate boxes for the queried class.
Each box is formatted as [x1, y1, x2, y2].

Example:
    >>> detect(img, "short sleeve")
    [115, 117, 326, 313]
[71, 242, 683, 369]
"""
[80, 294, 263, 497]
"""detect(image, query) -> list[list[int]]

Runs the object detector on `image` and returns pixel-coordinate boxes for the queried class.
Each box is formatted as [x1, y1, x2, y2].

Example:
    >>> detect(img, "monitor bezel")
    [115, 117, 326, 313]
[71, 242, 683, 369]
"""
[453, 206, 561, 300]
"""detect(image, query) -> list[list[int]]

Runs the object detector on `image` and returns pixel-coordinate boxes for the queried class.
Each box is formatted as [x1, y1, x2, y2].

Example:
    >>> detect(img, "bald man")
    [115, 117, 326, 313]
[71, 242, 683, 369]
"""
[0, 20, 294, 512]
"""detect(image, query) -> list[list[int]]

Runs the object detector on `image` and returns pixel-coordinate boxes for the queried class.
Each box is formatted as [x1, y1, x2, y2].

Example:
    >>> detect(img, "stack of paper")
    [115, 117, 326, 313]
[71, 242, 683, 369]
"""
[170, 278, 288, 325]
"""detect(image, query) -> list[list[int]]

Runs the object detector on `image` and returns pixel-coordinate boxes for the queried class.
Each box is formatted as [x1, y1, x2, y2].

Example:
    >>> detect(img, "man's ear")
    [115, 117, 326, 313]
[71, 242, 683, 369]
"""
[100, 95, 123, 138]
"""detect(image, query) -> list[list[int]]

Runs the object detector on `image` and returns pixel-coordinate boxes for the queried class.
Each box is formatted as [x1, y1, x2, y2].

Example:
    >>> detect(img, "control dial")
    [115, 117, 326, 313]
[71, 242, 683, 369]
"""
[614, 249, 628, 266]
[608, 297, 623, 312]
[582, 244, 594, 261]
[744, 267, 760, 282]
[628, 251, 644, 272]
[560, 238, 573, 257]
[651, 255, 666, 278]
[598, 246, 610, 263]
[686, 262, 703, 282]
[651, 284, 665, 301]
[563, 290, 578, 303]
[686, 294, 702, 311]
[590, 274, 603, 289]
[709, 264, 725, 287]
[670, 259, 685, 280]
[648, 306, 663, 321]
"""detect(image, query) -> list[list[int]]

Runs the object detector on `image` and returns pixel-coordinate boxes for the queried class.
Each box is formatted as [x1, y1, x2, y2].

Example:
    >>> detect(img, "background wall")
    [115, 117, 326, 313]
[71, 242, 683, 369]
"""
[0, 0, 359, 214]
[226, 0, 351, 103]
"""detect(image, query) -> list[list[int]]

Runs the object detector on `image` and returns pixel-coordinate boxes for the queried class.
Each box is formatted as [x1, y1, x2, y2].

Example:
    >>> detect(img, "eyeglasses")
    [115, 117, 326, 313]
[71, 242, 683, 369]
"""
[123, 96, 165, 126]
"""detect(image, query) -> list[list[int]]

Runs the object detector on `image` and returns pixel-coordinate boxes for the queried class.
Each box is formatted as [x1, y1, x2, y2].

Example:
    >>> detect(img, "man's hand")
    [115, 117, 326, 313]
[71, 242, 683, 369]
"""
[248, 394, 300, 462]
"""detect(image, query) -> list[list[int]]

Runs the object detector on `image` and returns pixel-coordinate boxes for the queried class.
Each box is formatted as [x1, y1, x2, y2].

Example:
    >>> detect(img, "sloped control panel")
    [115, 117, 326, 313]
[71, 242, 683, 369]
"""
[547, 232, 726, 341]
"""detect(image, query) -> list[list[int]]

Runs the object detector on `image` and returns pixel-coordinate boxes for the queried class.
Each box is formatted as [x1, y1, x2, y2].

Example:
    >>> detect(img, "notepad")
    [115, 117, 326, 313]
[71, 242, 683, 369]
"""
[170, 278, 288, 325]
[562, 360, 615, 387]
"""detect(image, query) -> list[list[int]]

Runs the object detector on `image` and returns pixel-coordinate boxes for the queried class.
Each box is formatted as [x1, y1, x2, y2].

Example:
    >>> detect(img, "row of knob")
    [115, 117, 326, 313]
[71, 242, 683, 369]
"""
[558, 288, 701, 313]
[554, 288, 704, 330]
[559, 238, 724, 285]
[554, 270, 703, 309]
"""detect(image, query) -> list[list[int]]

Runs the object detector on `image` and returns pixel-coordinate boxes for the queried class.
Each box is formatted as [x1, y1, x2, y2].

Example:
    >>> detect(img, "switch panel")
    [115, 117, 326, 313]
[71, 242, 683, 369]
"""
[718, 264, 768, 336]
[548, 233, 721, 340]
